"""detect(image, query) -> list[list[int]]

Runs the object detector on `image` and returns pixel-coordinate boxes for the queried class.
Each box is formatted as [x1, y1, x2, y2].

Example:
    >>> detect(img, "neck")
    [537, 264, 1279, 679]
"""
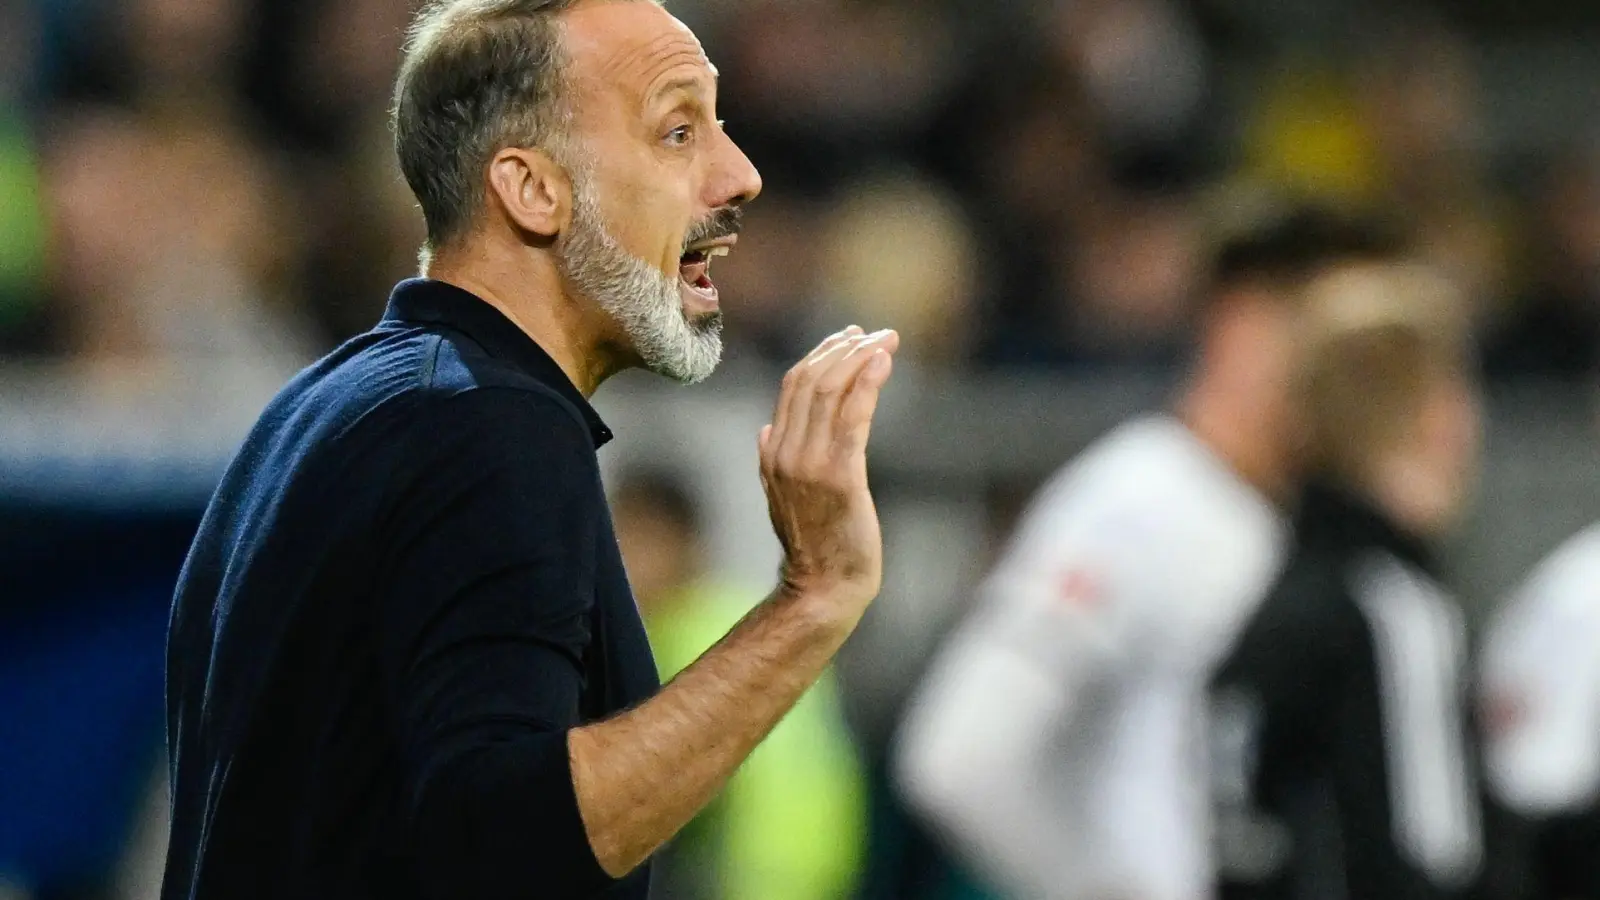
[426, 238, 621, 397]
[1363, 453, 1453, 541]
[1176, 378, 1288, 503]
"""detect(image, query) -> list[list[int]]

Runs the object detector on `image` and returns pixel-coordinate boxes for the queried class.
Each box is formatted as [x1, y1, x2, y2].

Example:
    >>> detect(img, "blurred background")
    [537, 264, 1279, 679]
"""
[2, 0, 1600, 898]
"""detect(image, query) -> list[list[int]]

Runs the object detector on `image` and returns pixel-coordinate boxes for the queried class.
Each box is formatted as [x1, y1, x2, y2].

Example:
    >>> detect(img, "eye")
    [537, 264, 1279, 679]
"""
[665, 124, 693, 147]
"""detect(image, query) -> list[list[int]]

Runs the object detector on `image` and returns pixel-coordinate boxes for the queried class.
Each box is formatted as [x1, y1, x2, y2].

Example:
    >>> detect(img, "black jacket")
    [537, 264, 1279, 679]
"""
[1210, 482, 1485, 900]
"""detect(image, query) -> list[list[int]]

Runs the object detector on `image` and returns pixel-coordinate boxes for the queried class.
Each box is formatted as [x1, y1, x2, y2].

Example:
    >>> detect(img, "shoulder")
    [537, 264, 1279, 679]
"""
[264, 322, 591, 447]
[1507, 525, 1600, 622]
[346, 334, 603, 506]
[1486, 525, 1600, 668]
[324, 320, 598, 458]
[414, 326, 597, 441]
[1548, 523, 1600, 578]
[391, 389, 602, 508]
[975, 419, 1235, 641]
[372, 386, 609, 569]
[1064, 416, 1264, 520]
[1023, 418, 1193, 531]
[1014, 416, 1275, 575]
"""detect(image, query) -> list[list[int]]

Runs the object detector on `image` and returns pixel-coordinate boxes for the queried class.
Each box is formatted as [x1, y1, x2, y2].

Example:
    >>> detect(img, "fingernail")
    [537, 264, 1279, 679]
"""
[870, 328, 894, 340]
[846, 324, 864, 335]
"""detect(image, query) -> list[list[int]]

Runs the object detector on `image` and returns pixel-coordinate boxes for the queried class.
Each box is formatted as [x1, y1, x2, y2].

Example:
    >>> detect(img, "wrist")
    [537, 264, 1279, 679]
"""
[771, 578, 872, 638]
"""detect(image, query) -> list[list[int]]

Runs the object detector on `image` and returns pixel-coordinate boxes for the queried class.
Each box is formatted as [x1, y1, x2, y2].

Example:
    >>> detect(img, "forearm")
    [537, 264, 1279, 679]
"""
[568, 586, 855, 877]
[896, 634, 1091, 898]
[570, 325, 898, 878]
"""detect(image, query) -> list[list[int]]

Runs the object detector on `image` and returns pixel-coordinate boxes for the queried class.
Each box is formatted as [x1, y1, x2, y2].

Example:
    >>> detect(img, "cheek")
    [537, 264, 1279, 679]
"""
[1429, 385, 1483, 479]
[606, 158, 699, 259]
[1258, 335, 1298, 411]
[1455, 396, 1485, 474]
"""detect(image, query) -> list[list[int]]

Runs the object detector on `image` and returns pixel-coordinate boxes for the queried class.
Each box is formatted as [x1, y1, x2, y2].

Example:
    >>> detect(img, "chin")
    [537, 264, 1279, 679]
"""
[633, 319, 723, 386]
[685, 308, 723, 331]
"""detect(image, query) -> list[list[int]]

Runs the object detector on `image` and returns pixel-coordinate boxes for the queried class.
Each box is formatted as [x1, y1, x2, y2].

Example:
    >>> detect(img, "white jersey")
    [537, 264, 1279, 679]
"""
[895, 415, 1286, 900]
[1482, 525, 1600, 817]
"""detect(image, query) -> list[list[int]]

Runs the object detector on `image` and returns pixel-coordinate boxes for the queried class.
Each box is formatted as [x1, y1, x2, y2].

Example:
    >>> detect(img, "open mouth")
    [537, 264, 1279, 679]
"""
[678, 239, 734, 306]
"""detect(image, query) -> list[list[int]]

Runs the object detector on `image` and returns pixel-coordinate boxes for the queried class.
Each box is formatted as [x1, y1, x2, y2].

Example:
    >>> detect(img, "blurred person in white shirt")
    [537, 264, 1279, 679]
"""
[1482, 528, 1600, 900]
[893, 204, 1408, 900]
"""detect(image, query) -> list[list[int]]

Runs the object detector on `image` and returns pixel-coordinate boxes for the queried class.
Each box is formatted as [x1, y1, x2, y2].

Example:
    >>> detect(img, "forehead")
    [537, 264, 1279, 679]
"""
[561, 2, 716, 106]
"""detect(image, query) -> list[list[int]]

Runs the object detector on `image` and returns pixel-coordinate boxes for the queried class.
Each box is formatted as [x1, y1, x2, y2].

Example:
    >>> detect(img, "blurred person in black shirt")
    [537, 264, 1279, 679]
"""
[1210, 263, 1488, 900]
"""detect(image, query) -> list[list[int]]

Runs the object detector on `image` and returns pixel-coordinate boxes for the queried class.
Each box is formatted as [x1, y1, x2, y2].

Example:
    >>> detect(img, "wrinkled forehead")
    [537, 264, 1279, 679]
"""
[560, 2, 717, 111]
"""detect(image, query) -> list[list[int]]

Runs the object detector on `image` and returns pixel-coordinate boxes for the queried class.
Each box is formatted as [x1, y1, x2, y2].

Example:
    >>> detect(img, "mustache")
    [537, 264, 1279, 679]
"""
[683, 207, 743, 251]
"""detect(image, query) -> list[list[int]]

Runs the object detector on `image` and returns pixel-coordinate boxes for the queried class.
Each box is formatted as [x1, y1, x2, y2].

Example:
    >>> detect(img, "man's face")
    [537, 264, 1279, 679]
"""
[556, 1, 763, 383]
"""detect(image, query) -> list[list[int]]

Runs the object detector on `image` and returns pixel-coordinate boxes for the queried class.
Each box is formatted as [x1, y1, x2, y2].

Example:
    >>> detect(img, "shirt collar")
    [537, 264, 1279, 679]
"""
[1294, 479, 1437, 573]
[382, 278, 614, 447]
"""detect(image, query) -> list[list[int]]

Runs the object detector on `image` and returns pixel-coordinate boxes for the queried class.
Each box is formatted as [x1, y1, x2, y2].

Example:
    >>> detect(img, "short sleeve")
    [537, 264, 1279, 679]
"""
[374, 387, 616, 898]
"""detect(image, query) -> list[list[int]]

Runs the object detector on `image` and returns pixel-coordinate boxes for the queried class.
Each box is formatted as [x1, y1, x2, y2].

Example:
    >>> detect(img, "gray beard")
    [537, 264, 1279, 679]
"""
[556, 171, 723, 385]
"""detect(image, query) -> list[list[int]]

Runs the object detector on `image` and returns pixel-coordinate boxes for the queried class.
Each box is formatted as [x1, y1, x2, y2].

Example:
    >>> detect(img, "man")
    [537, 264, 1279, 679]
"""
[1481, 528, 1600, 899]
[160, 2, 900, 899]
[611, 470, 867, 900]
[893, 208, 1403, 900]
[1209, 264, 1485, 900]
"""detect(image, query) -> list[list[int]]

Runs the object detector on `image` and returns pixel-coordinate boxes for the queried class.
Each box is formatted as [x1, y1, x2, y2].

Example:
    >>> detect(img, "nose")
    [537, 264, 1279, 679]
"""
[708, 127, 763, 208]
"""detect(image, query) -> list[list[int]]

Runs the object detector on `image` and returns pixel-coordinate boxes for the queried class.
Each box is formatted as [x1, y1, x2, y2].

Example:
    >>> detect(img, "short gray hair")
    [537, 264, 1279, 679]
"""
[392, 0, 584, 264]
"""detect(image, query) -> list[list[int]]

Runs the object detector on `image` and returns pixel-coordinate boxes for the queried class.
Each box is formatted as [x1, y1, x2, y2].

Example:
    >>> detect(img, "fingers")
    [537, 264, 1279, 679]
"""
[772, 327, 865, 463]
[769, 326, 861, 466]
[803, 330, 896, 456]
[764, 326, 899, 481]
[837, 347, 894, 456]
[776, 339, 859, 467]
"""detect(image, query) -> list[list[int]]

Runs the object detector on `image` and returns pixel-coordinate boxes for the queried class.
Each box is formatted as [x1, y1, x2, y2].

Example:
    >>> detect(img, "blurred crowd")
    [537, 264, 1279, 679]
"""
[5, 1, 1600, 900]
[0, 0, 1597, 381]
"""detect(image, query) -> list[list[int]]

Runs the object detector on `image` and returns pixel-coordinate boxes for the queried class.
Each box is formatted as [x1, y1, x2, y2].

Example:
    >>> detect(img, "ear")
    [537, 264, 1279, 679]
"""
[486, 146, 569, 239]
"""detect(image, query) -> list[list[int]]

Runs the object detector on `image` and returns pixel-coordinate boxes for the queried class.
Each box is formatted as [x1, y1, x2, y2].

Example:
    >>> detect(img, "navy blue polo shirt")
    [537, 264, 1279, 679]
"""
[162, 279, 659, 900]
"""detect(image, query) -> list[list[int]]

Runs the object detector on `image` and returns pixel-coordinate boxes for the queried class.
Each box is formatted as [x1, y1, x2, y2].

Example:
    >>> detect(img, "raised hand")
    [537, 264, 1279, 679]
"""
[758, 325, 900, 617]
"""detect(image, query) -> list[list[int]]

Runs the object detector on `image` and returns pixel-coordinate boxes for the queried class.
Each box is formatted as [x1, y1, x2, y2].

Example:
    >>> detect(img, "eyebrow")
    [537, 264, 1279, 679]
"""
[649, 68, 719, 105]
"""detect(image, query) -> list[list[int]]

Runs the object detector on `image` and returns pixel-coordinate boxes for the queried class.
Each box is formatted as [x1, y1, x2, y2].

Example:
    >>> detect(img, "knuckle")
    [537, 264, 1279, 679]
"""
[814, 379, 844, 398]
[774, 448, 803, 477]
[785, 450, 812, 475]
